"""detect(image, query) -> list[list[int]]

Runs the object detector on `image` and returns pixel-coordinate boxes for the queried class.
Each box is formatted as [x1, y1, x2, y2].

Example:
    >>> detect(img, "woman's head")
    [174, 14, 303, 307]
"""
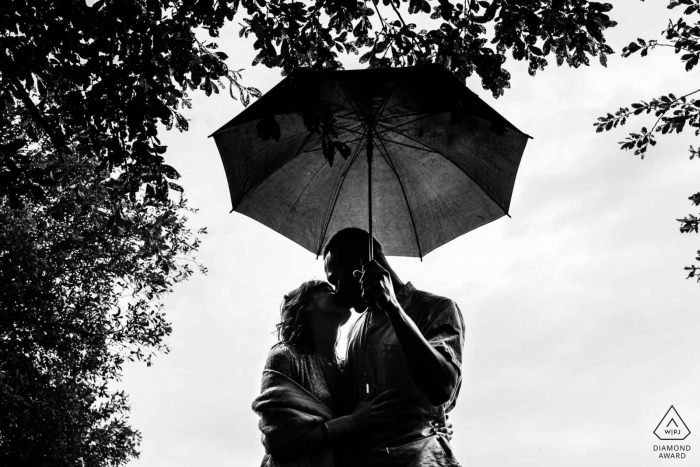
[276, 280, 351, 352]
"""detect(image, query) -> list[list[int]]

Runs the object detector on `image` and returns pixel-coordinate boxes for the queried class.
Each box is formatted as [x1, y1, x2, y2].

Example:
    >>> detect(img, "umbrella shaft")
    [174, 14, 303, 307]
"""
[367, 122, 373, 262]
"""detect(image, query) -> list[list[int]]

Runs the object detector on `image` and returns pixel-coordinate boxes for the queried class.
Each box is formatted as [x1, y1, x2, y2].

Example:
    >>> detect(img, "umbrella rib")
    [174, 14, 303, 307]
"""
[378, 110, 433, 121]
[374, 112, 437, 136]
[374, 136, 424, 260]
[337, 82, 369, 131]
[371, 136, 435, 153]
[376, 125, 511, 217]
[298, 122, 365, 154]
[333, 115, 362, 123]
[371, 81, 398, 123]
[236, 130, 315, 209]
[315, 127, 369, 257]
[300, 134, 366, 155]
[300, 122, 365, 154]
[333, 122, 366, 134]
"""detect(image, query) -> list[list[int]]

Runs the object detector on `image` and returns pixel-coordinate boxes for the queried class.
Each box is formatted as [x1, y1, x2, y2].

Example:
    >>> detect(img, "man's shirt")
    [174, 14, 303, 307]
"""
[342, 282, 465, 465]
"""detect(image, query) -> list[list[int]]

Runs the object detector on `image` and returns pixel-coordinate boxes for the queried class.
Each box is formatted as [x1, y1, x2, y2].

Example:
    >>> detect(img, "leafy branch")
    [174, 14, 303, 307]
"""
[594, 89, 700, 158]
[238, 0, 617, 98]
[594, 0, 700, 282]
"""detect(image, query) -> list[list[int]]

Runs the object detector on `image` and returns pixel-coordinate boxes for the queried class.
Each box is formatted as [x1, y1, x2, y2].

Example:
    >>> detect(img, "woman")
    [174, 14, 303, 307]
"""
[252, 280, 406, 467]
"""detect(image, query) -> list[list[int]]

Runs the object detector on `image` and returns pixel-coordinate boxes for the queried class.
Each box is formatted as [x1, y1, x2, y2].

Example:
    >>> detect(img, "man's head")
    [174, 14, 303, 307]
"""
[323, 228, 383, 312]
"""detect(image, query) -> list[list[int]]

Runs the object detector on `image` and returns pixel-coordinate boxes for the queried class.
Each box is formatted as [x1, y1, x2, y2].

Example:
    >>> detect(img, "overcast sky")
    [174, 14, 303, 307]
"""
[120, 2, 699, 466]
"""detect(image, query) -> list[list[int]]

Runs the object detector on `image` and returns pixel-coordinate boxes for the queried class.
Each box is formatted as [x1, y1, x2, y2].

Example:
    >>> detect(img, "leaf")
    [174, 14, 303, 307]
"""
[168, 182, 184, 192]
[256, 115, 281, 142]
[529, 45, 543, 56]
[322, 136, 335, 166]
[333, 141, 351, 159]
[162, 165, 180, 180]
[627, 42, 641, 53]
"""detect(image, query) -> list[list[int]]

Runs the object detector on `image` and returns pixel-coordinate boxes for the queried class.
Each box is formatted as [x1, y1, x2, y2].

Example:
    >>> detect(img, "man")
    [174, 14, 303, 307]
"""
[324, 228, 465, 466]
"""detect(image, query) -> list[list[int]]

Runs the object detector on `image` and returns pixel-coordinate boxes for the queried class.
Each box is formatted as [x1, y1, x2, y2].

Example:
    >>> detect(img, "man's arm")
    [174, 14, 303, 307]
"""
[383, 299, 459, 406]
[355, 262, 460, 407]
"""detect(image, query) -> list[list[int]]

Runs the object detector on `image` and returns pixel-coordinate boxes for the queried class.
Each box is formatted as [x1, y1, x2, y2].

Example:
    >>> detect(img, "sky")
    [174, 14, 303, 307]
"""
[120, 2, 699, 466]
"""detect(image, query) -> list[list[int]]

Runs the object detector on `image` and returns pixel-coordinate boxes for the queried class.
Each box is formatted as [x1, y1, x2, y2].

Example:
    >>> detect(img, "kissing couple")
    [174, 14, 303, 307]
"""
[252, 228, 465, 467]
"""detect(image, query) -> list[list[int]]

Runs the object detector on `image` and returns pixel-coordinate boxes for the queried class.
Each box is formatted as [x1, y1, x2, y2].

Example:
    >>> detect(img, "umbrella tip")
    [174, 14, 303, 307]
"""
[506, 212, 512, 218]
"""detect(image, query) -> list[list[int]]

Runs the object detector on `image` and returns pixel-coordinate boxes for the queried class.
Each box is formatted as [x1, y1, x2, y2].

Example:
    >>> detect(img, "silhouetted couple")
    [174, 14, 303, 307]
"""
[252, 228, 465, 467]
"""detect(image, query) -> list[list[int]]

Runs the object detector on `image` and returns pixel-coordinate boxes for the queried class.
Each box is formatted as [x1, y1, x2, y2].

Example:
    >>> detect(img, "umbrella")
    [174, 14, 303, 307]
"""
[211, 65, 530, 259]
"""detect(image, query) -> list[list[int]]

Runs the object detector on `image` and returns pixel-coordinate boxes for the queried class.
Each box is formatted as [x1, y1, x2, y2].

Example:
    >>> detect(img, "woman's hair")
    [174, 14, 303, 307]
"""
[275, 280, 328, 352]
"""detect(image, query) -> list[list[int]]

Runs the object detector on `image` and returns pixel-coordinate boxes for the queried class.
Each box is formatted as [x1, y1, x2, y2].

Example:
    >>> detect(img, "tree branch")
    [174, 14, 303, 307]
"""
[0, 55, 67, 163]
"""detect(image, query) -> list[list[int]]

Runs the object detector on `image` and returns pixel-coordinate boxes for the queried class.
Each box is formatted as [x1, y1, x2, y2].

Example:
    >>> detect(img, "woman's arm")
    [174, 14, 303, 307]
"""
[295, 389, 405, 453]
[264, 412, 357, 459]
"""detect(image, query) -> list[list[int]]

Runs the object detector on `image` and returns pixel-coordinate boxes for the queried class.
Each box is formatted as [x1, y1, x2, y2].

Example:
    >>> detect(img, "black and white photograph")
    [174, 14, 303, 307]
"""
[1, 1, 698, 466]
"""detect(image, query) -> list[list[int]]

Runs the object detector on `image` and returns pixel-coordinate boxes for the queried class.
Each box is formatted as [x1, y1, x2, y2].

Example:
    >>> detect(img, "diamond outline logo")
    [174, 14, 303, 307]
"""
[654, 405, 691, 441]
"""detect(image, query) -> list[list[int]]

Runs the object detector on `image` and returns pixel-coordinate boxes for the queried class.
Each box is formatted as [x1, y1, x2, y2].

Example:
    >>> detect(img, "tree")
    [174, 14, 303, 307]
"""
[594, 0, 700, 282]
[238, 0, 617, 97]
[0, 123, 201, 465]
[1, 0, 255, 465]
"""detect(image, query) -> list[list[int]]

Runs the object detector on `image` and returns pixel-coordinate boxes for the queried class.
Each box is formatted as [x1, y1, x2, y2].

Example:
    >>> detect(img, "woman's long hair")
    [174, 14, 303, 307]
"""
[275, 280, 328, 353]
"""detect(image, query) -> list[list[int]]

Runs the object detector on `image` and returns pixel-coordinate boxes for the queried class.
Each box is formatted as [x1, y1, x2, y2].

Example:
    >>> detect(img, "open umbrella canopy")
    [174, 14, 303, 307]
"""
[211, 65, 530, 258]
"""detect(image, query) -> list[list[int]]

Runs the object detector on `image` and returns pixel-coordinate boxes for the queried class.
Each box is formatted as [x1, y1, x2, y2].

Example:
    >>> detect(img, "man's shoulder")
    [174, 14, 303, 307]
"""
[407, 286, 458, 311]
[403, 287, 463, 333]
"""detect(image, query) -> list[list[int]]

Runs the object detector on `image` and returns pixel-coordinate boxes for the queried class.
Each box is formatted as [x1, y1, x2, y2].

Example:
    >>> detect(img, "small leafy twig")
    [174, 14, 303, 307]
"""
[594, 89, 700, 158]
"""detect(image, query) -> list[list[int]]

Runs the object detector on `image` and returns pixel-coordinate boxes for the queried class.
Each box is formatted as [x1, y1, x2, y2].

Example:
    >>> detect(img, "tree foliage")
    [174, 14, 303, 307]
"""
[1, 0, 251, 465]
[2, 0, 259, 177]
[0, 123, 203, 465]
[238, 0, 617, 99]
[594, 0, 700, 282]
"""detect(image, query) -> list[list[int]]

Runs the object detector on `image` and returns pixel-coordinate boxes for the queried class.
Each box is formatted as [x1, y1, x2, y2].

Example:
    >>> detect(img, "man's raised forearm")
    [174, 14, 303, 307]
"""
[383, 301, 458, 407]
